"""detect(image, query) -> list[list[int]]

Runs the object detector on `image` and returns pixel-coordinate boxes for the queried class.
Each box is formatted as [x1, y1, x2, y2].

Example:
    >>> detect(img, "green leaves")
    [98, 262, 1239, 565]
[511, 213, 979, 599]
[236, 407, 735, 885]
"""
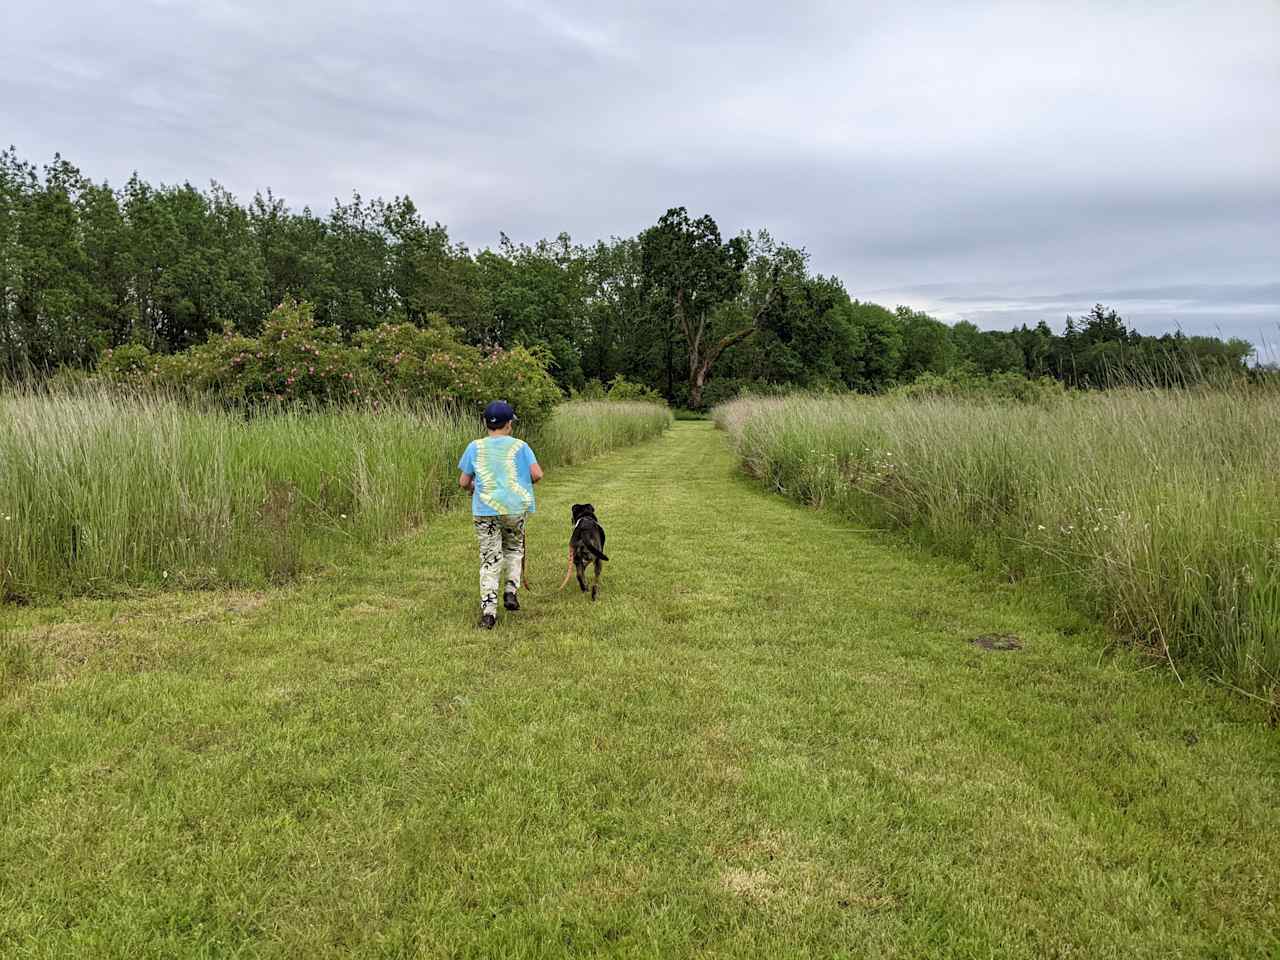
[0, 147, 1256, 399]
[637, 209, 809, 407]
[92, 298, 565, 428]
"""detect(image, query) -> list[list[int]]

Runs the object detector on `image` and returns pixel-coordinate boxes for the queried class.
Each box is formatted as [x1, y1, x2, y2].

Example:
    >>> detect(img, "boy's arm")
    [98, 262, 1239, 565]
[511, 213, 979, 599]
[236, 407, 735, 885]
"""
[522, 443, 543, 484]
[458, 441, 476, 491]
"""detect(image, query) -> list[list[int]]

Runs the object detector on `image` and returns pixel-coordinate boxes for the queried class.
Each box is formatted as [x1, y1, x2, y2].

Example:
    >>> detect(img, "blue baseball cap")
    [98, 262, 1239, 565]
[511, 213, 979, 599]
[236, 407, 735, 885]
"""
[483, 400, 516, 428]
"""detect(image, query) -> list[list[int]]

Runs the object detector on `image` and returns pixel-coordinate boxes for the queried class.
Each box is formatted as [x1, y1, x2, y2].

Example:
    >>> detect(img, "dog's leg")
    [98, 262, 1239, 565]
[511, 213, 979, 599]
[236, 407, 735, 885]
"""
[576, 562, 588, 592]
[591, 557, 601, 601]
[558, 547, 575, 591]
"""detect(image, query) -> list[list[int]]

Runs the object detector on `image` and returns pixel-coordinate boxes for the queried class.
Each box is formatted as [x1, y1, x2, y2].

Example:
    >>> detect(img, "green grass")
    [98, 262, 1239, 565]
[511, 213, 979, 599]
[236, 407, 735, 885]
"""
[0, 391, 671, 601]
[715, 390, 1280, 697]
[2, 422, 1277, 958]
[534, 400, 674, 466]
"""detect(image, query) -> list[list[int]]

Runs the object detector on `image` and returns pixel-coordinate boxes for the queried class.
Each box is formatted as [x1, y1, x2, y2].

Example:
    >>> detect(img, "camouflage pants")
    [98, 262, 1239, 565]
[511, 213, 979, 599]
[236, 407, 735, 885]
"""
[474, 513, 526, 616]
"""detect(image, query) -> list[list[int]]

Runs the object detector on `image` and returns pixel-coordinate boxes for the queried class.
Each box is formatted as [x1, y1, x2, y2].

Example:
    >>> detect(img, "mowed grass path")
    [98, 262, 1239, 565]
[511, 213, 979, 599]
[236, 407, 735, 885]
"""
[3, 422, 1277, 958]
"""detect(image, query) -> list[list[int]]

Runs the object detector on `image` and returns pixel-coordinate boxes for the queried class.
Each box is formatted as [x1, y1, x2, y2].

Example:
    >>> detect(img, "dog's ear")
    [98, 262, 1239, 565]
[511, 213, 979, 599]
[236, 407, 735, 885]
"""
[583, 503, 594, 513]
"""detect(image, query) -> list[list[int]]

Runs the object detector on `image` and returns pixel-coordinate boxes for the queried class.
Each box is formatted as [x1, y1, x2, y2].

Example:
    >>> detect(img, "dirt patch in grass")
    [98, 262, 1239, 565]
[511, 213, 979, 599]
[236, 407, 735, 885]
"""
[970, 633, 1023, 651]
[697, 721, 745, 786]
[576, 863, 649, 904]
[179, 591, 269, 624]
[344, 595, 410, 617]
[719, 860, 898, 914]
[16, 616, 187, 679]
[716, 828, 901, 914]
[20, 622, 118, 679]
[720, 867, 777, 904]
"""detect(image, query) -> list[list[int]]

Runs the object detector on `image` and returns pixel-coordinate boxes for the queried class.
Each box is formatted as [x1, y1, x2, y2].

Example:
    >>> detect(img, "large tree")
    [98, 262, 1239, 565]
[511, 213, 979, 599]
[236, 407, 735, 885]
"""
[639, 207, 803, 407]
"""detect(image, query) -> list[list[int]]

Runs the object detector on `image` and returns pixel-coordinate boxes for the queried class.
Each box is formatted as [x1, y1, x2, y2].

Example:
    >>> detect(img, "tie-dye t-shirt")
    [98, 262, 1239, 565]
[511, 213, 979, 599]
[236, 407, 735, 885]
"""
[457, 436, 538, 516]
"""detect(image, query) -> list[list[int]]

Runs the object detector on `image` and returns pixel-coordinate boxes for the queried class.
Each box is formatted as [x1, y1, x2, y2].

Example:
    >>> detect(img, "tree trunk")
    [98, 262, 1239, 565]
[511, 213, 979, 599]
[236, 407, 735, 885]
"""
[689, 367, 706, 409]
[681, 272, 782, 408]
[664, 328, 673, 400]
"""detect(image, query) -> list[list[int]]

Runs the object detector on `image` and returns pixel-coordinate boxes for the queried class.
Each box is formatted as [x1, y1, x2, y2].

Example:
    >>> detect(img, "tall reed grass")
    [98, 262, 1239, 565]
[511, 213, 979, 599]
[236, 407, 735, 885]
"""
[716, 389, 1280, 694]
[0, 391, 670, 600]
[534, 400, 674, 466]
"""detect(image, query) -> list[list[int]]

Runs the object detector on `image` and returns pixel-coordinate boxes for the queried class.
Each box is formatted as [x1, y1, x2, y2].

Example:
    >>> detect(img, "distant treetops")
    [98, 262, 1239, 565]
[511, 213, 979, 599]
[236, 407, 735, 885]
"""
[1, 149, 1255, 406]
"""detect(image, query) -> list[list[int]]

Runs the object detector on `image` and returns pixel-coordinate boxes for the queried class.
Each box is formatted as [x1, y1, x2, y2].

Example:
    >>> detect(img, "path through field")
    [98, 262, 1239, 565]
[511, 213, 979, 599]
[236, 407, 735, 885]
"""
[4, 422, 1277, 958]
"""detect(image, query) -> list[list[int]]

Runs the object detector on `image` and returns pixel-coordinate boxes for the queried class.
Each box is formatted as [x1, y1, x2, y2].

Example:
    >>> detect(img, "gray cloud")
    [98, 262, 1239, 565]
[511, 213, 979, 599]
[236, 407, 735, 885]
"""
[3, 0, 1277, 341]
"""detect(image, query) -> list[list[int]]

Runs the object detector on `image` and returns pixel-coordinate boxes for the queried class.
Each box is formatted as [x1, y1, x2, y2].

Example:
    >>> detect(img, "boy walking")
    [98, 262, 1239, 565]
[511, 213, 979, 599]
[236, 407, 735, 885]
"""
[457, 401, 543, 629]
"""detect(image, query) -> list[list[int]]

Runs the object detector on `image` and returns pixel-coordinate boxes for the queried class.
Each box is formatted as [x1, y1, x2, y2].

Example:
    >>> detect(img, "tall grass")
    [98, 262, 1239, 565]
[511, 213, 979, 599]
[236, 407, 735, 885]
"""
[716, 389, 1280, 694]
[0, 391, 670, 600]
[533, 400, 674, 466]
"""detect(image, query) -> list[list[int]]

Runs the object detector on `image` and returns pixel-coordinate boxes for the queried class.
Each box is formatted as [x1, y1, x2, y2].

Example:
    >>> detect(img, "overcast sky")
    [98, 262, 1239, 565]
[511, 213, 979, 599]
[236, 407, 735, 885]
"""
[4, 1, 1277, 352]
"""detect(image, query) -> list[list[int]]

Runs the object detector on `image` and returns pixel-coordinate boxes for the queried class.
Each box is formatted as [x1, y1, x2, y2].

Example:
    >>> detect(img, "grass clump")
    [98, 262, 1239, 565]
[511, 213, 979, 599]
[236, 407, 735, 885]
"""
[715, 388, 1280, 695]
[0, 391, 670, 601]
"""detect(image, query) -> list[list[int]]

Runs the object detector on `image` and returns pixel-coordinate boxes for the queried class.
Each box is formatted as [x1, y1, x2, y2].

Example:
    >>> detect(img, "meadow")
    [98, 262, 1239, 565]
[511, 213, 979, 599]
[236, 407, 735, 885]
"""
[4, 421, 1276, 958]
[0, 391, 671, 602]
[715, 387, 1280, 698]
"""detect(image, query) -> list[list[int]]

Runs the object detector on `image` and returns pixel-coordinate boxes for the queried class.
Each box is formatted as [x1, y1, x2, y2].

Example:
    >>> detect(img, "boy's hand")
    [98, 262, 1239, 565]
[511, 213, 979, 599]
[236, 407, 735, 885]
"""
[459, 472, 475, 492]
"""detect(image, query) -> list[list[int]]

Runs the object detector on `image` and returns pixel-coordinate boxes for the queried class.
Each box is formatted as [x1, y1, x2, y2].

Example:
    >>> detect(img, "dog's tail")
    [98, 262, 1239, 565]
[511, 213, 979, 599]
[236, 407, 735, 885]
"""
[580, 543, 609, 563]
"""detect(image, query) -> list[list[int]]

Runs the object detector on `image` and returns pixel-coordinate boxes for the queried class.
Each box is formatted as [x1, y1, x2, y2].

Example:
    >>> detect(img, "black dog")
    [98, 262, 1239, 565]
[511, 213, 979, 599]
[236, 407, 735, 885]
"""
[559, 503, 609, 600]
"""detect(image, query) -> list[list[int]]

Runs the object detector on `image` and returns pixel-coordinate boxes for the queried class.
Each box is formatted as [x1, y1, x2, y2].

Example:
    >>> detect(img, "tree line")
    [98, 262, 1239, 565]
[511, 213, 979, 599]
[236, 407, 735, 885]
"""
[0, 148, 1256, 406]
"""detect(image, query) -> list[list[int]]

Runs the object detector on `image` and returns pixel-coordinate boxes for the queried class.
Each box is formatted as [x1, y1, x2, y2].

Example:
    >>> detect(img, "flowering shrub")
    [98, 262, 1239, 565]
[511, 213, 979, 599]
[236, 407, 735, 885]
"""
[355, 320, 475, 399]
[98, 343, 158, 380]
[472, 345, 564, 429]
[94, 299, 563, 426]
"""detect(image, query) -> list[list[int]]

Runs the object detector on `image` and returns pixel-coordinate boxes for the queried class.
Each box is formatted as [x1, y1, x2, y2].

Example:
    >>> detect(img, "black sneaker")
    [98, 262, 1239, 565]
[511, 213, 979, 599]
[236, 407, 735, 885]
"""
[503, 592, 520, 611]
[478, 613, 497, 630]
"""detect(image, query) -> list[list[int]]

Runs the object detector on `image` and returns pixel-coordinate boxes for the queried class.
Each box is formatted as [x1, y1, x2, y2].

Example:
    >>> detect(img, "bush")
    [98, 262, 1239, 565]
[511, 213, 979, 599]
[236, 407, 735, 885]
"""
[697, 377, 748, 410]
[158, 301, 359, 403]
[573, 379, 608, 401]
[98, 343, 158, 380]
[892, 370, 1066, 404]
[92, 300, 564, 428]
[605, 375, 665, 404]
